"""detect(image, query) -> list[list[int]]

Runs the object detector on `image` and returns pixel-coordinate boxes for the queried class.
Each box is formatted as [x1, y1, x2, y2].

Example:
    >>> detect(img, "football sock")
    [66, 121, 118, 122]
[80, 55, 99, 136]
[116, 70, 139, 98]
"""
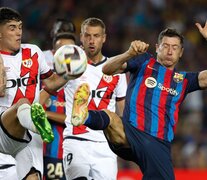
[84, 110, 110, 130]
[17, 103, 38, 133]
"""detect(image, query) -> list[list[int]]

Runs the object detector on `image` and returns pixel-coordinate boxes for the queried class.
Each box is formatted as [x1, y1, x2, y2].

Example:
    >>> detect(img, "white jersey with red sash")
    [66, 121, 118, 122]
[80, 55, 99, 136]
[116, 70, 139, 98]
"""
[63, 57, 127, 141]
[0, 44, 52, 113]
[0, 43, 52, 179]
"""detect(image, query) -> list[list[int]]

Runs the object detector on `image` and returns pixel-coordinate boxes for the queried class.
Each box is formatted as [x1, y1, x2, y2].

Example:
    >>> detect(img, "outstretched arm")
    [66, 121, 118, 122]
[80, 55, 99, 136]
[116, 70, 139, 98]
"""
[102, 40, 149, 75]
[42, 73, 79, 92]
[40, 89, 66, 124]
[196, 21, 207, 88]
[0, 54, 6, 97]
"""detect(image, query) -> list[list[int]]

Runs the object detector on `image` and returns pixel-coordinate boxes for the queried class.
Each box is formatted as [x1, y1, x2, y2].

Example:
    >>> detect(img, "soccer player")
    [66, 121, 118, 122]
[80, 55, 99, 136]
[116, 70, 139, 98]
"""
[71, 22, 207, 179]
[43, 18, 76, 72]
[62, 18, 127, 180]
[41, 20, 76, 180]
[0, 54, 17, 180]
[0, 7, 77, 179]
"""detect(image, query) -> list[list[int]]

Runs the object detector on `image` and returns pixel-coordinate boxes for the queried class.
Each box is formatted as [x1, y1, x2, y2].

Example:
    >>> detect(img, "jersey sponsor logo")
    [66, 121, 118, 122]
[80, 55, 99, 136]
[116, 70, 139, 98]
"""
[22, 58, 33, 68]
[45, 98, 66, 108]
[158, 83, 179, 96]
[145, 77, 157, 88]
[91, 88, 113, 99]
[6, 75, 38, 89]
[145, 77, 179, 96]
[173, 72, 183, 83]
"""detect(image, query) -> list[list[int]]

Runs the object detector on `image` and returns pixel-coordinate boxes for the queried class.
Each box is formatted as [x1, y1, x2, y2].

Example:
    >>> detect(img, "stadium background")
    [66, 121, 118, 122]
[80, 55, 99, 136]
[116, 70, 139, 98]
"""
[1, 0, 207, 179]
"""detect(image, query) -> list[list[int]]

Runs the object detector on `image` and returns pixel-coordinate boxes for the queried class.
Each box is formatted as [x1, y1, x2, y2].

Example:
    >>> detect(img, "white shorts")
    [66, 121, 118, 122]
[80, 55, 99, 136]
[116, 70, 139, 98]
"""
[15, 132, 43, 179]
[63, 138, 117, 180]
[0, 121, 31, 157]
[0, 153, 17, 180]
[0, 165, 18, 180]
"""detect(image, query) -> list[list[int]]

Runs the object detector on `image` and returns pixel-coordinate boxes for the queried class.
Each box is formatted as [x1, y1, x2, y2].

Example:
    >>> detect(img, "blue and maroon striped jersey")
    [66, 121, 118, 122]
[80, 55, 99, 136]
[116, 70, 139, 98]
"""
[43, 89, 66, 159]
[123, 52, 201, 142]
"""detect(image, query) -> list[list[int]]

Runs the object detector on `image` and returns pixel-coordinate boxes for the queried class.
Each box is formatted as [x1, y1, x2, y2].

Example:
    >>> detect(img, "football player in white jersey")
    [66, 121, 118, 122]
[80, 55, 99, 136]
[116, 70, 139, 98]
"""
[62, 18, 127, 180]
[0, 7, 78, 180]
[43, 18, 76, 72]
[42, 31, 76, 180]
[0, 49, 17, 180]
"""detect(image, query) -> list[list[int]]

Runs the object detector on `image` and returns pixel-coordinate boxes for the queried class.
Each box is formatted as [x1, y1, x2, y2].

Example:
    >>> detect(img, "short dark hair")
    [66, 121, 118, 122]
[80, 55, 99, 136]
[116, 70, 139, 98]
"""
[53, 32, 76, 46]
[0, 7, 22, 24]
[158, 28, 184, 47]
[81, 17, 106, 33]
[50, 18, 76, 38]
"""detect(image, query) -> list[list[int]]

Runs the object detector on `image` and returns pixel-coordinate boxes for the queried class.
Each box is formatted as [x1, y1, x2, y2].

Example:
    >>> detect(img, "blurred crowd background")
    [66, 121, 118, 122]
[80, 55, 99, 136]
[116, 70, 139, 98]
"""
[1, 0, 207, 170]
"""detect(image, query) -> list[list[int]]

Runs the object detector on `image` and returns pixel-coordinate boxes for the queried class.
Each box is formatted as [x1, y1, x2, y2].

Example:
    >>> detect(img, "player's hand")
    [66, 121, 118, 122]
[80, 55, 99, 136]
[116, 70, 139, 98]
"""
[195, 21, 207, 40]
[80, 44, 84, 50]
[127, 40, 149, 56]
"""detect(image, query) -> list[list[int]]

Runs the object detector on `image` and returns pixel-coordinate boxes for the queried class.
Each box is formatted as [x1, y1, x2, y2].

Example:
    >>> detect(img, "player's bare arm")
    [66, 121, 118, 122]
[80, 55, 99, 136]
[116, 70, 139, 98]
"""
[0, 54, 6, 97]
[39, 89, 51, 105]
[42, 73, 79, 92]
[102, 40, 149, 75]
[196, 21, 207, 89]
[45, 111, 66, 124]
[39, 89, 66, 124]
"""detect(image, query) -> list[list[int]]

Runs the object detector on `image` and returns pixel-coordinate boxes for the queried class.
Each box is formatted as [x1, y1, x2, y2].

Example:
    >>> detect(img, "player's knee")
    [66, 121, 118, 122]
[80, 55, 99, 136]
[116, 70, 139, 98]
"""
[15, 98, 31, 108]
[103, 110, 127, 145]
[23, 167, 41, 180]
[103, 109, 121, 126]
[72, 177, 88, 180]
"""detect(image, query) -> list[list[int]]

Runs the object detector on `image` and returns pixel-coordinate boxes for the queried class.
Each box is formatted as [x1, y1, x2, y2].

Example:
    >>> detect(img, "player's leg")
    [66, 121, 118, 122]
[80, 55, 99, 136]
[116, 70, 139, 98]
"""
[102, 109, 128, 146]
[1, 98, 31, 138]
[71, 83, 128, 147]
[1, 98, 54, 143]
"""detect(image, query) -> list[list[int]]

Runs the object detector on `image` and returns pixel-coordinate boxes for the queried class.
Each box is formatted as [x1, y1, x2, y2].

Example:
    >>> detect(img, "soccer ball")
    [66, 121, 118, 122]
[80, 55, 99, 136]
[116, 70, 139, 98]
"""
[54, 44, 87, 76]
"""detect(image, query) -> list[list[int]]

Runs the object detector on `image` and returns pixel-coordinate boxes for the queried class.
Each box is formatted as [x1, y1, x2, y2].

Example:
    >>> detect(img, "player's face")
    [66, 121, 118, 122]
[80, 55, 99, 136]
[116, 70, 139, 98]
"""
[156, 36, 183, 70]
[0, 20, 22, 53]
[80, 25, 106, 62]
[54, 38, 75, 51]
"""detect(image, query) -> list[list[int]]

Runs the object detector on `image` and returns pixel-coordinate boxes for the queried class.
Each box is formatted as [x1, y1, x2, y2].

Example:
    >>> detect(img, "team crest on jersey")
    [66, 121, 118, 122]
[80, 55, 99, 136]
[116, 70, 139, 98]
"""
[173, 73, 183, 83]
[145, 77, 157, 88]
[103, 75, 113, 83]
[22, 58, 33, 68]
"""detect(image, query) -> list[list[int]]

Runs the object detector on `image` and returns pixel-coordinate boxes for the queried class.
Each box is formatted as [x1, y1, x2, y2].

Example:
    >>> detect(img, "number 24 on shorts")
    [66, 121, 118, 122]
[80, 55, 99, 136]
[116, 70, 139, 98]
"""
[47, 162, 64, 179]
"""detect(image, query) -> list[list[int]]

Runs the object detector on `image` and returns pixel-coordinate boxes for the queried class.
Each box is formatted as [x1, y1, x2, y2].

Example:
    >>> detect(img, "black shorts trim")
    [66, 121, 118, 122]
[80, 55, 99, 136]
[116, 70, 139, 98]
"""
[63, 136, 105, 143]
[0, 164, 15, 169]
